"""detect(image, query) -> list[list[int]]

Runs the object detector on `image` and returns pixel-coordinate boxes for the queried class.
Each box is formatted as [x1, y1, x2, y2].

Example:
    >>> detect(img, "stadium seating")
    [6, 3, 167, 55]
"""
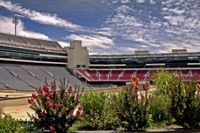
[89, 70, 99, 80]
[109, 70, 121, 80]
[0, 33, 64, 53]
[99, 70, 110, 80]
[119, 70, 134, 80]
[192, 70, 200, 81]
[0, 65, 31, 90]
[0, 64, 84, 90]
[77, 68, 200, 82]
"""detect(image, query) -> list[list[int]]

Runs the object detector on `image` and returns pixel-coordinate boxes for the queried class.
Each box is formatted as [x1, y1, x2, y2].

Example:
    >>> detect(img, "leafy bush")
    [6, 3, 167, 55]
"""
[112, 77, 150, 131]
[79, 91, 119, 130]
[155, 71, 200, 128]
[149, 93, 172, 124]
[0, 105, 37, 132]
[28, 79, 83, 133]
[0, 114, 25, 133]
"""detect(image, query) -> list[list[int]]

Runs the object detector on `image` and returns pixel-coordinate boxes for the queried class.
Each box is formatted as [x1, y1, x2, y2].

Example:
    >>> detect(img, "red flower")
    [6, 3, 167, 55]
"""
[48, 103, 54, 108]
[39, 111, 45, 118]
[78, 105, 82, 111]
[27, 98, 33, 104]
[76, 110, 81, 117]
[66, 85, 72, 92]
[48, 93, 53, 99]
[36, 88, 42, 94]
[49, 125, 55, 133]
[43, 85, 49, 92]
[32, 94, 38, 99]
[73, 105, 83, 117]
[54, 103, 59, 108]
[58, 112, 62, 117]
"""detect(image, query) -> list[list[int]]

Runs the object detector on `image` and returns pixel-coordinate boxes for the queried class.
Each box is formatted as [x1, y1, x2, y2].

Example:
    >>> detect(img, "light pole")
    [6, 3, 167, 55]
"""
[12, 16, 19, 36]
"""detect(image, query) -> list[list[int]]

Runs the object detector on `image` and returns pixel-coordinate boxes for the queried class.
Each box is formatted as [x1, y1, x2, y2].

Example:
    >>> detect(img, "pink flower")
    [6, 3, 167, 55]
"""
[32, 94, 38, 99]
[54, 103, 59, 108]
[43, 85, 49, 92]
[36, 88, 42, 94]
[27, 98, 33, 104]
[48, 103, 54, 108]
[66, 85, 72, 92]
[43, 91, 48, 96]
[48, 93, 53, 99]
[39, 111, 45, 118]
[49, 125, 55, 133]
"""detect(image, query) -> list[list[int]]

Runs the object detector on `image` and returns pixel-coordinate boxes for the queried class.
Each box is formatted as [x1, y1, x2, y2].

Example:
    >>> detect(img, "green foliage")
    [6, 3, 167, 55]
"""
[155, 71, 200, 128]
[79, 91, 119, 130]
[155, 70, 176, 95]
[112, 85, 150, 131]
[68, 120, 85, 132]
[149, 93, 172, 124]
[0, 106, 37, 133]
[0, 114, 25, 133]
[19, 120, 39, 132]
[169, 81, 200, 128]
[28, 79, 83, 133]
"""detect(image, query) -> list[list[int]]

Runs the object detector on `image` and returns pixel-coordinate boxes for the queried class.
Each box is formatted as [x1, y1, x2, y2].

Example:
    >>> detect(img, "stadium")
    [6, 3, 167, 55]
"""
[0, 32, 199, 91]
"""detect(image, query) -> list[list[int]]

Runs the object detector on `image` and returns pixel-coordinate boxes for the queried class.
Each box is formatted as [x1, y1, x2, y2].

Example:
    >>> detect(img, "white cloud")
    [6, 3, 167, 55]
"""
[136, 0, 146, 3]
[149, 0, 156, 4]
[120, 0, 130, 4]
[96, 27, 113, 37]
[0, 1, 84, 31]
[0, 16, 49, 40]
[66, 34, 115, 49]
[104, 0, 200, 53]
[57, 41, 70, 47]
[115, 5, 133, 14]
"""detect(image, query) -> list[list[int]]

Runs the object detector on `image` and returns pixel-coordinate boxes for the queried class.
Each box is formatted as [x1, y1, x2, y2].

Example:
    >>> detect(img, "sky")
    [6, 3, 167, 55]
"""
[0, 0, 200, 55]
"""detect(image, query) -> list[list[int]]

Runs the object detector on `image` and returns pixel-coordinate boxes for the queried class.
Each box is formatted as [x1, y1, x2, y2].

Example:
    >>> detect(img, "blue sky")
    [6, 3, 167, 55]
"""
[0, 0, 200, 54]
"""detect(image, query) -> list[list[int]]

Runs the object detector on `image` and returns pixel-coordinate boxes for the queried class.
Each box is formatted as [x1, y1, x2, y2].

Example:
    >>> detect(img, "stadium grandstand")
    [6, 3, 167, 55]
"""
[0, 32, 83, 90]
[0, 32, 200, 90]
[75, 44, 200, 86]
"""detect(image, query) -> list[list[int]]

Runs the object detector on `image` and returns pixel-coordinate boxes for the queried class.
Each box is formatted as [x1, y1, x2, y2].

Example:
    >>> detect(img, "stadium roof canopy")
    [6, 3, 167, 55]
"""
[0, 32, 65, 53]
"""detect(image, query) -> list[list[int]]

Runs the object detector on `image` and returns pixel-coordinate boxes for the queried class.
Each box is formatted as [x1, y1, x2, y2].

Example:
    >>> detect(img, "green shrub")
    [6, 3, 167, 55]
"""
[0, 114, 25, 133]
[112, 77, 150, 131]
[79, 91, 119, 130]
[155, 71, 200, 128]
[149, 93, 172, 124]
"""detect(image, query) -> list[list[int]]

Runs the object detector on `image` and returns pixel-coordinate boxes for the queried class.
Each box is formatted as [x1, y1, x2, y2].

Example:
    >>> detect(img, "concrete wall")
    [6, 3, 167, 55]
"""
[67, 40, 89, 69]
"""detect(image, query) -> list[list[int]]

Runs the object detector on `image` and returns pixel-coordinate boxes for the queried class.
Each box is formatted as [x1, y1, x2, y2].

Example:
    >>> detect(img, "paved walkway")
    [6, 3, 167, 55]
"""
[0, 91, 33, 120]
[2, 104, 33, 120]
